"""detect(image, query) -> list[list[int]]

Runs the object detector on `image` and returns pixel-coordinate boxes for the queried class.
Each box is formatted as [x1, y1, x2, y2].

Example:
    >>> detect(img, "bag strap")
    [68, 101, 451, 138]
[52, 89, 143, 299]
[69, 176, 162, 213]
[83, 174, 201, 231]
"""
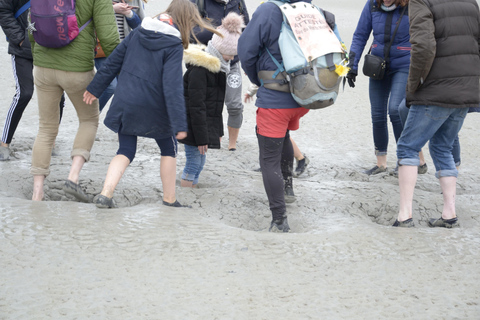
[384, 5, 407, 62]
[265, 47, 285, 79]
[6, 1, 30, 41]
[14, 1, 30, 19]
[79, 19, 92, 32]
[366, 5, 407, 62]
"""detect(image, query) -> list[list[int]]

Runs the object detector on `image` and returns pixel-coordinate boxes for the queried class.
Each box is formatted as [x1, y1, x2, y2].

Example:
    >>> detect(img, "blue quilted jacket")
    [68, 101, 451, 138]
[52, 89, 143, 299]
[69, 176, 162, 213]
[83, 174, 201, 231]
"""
[349, 0, 411, 73]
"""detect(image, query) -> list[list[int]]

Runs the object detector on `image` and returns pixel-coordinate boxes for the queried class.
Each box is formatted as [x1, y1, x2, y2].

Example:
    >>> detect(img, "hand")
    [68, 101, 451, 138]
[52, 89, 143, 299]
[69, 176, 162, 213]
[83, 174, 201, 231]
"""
[198, 145, 208, 155]
[176, 131, 187, 140]
[83, 91, 98, 105]
[346, 70, 357, 88]
[19, 40, 24, 47]
[113, 2, 132, 16]
[244, 93, 254, 103]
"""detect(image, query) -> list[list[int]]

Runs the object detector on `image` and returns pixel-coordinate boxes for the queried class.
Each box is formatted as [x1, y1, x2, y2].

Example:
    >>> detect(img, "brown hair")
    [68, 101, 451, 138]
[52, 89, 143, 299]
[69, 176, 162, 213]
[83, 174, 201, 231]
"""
[155, 0, 222, 49]
[376, 0, 409, 7]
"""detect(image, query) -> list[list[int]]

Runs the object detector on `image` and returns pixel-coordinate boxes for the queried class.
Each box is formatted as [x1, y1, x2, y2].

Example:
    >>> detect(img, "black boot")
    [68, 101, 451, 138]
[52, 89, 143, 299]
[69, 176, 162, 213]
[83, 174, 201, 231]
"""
[284, 176, 296, 203]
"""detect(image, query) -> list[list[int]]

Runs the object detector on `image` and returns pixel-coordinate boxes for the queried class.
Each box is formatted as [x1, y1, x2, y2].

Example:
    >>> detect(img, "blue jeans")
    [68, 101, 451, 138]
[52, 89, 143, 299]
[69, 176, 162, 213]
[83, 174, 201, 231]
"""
[398, 99, 461, 166]
[94, 57, 117, 112]
[369, 69, 408, 155]
[182, 144, 206, 185]
[397, 105, 468, 178]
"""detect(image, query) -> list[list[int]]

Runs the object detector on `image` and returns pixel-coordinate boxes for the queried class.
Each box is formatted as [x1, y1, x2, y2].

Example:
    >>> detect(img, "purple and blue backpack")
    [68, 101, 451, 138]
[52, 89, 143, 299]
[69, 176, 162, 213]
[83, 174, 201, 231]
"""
[29, 0, 91, 48]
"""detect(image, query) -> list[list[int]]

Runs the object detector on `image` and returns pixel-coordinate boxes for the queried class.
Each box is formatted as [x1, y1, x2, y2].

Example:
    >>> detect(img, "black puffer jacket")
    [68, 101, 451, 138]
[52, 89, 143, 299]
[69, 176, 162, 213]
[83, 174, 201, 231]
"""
[0, 0, 32, 59]
[407, 0, 480, 108]
[179, 44, 226, 149]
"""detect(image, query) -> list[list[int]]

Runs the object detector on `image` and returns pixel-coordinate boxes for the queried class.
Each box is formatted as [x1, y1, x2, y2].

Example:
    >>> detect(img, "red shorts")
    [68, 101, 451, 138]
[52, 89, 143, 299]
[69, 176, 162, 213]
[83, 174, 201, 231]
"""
[256, 107, 309, 138]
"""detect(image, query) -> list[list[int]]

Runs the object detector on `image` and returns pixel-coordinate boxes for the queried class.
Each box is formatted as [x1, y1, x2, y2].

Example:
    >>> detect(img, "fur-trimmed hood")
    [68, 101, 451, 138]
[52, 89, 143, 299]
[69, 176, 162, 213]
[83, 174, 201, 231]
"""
[183, 44, 221, 73]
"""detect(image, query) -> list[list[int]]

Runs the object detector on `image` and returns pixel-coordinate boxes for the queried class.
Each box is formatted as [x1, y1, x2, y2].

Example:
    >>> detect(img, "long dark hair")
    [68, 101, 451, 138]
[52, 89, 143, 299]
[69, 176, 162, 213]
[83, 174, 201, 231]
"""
[154, 0, 222, 49]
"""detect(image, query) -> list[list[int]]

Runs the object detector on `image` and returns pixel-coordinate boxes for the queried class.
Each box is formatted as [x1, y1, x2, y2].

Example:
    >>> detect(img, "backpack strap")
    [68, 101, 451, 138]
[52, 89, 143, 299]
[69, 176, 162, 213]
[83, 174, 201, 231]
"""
[79, 19, 92, 33]
[6, 1, 30, 41]
[265, 0, 289, 79]
[14, 1, 30, 19]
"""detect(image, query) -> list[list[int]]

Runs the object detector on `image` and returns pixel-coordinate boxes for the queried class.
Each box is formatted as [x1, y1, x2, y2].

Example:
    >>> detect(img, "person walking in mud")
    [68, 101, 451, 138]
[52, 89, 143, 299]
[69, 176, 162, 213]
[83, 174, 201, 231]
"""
[244, 82, 310, 178]
[84, 0, 222, 208]
[346, 0, 428, 176]
[393, 0, 480, 228]
[179, 13, 245, 188]
[238, 0, 340, 232]
[191, 0, 249, 151]
[0, 0, 65, 161]
[30, 0, 120, 201]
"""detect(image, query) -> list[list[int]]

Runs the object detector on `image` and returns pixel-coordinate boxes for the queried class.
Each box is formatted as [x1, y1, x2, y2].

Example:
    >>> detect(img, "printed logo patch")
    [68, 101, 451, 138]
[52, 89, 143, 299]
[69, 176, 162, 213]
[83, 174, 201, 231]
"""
[227, 73, 241, 89]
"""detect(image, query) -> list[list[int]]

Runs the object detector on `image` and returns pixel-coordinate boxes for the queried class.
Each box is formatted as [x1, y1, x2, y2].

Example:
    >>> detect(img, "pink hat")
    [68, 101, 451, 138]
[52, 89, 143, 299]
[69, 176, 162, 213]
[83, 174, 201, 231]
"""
[211, 12, 245, 56]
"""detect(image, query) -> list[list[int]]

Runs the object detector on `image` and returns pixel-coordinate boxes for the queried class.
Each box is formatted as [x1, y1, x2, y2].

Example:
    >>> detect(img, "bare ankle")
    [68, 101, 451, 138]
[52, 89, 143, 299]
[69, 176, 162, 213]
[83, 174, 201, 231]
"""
[181, 179, 193, 188]
[32, 192, 44, 201]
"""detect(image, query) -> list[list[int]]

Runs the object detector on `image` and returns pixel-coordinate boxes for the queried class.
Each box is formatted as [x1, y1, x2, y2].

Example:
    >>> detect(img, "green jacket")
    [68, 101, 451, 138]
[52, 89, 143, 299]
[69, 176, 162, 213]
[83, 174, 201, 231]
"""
[31, 0, 120, 72]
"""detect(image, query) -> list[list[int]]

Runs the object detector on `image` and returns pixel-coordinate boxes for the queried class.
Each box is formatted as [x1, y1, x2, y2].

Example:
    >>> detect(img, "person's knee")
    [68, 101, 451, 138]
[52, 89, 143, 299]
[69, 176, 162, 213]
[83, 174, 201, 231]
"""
[227, 110, 243, 128]
[117, 150, 135, 163]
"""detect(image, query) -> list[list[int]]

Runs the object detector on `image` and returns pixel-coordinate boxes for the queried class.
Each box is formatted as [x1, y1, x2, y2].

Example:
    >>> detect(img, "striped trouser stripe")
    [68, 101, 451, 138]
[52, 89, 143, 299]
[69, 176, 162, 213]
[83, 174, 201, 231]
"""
[1, 55, 22, 143]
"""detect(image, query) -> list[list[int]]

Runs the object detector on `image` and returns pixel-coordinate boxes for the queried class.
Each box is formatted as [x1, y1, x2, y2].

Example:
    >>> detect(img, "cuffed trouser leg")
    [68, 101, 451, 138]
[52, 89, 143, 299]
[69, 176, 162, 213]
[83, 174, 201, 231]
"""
[31, 67, 98, 176]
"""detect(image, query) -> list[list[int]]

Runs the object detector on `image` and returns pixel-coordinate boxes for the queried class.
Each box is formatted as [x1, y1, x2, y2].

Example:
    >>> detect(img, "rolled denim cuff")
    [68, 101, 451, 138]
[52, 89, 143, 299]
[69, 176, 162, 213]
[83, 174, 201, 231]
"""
[375, 150, 387, 156]
[398, 158, 420, 167]
[435, 169, 458, 179]
[182, 173, 199, 185]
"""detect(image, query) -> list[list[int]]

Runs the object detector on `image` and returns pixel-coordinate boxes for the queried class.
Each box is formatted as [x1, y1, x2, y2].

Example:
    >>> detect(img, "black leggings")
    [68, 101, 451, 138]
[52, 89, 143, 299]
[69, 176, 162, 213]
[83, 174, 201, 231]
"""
[257, 129, 294, 220]
[117, 132, 178, 163]
[1, 55, 64, 144]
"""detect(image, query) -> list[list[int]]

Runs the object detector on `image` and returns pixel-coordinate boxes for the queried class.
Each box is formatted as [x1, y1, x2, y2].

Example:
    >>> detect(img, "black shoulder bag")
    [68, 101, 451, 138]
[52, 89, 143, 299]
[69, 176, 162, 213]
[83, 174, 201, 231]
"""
[362, 5, 407, 80]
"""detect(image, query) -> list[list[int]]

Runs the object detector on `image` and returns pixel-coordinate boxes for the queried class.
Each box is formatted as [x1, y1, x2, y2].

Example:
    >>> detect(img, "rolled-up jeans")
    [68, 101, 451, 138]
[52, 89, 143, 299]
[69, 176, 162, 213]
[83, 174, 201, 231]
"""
[31, 66, 99, 176]
[399, 98, 462, 166]
[182, 144, 206, 185]
[397, 104, 468, 179]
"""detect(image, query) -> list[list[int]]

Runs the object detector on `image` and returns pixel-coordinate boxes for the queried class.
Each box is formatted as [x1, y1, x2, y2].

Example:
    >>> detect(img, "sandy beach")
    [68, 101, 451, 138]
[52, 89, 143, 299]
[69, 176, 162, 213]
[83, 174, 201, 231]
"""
[1, 0, 479, 318]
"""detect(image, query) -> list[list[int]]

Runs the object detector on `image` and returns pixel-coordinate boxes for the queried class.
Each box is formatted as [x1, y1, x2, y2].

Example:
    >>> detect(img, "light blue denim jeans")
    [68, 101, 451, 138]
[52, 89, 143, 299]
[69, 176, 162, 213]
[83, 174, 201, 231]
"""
[182, 144, 206, 185]
[369, 69, 409, 156]
[397, 104, 468, 178]
[399, 99, 462, 167]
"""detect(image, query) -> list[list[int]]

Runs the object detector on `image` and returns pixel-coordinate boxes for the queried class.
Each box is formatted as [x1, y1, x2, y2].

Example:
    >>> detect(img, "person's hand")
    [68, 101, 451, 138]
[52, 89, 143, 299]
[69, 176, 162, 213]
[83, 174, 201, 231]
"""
[176, 131, 187, 140]
[19, 40, 24, 47]
[346, 70, 357, 88]
[198, 145, 208, 155]
[113, 2, 132, 16]
[244, 93, 254, 103]
[83, 91, 98, 105]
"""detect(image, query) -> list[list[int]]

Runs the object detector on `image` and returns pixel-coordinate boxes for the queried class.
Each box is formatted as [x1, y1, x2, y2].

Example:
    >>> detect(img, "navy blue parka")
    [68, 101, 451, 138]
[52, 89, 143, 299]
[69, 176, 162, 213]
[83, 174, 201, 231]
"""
[87, 18, 188, 139]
